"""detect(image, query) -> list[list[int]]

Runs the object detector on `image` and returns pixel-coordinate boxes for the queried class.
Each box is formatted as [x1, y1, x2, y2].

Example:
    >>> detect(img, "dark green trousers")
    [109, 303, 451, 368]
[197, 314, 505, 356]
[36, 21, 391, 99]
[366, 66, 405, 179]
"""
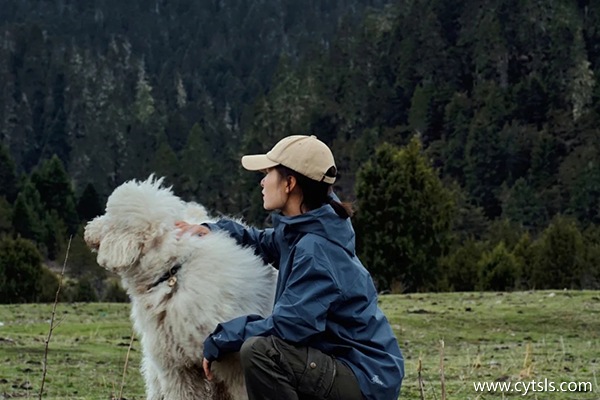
[239, 336, 364, 400]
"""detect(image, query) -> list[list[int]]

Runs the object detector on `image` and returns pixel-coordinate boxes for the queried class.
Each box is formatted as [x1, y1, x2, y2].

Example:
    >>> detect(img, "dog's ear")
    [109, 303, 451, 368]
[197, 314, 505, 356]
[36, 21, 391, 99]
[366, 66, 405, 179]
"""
[97, 230, 143, 271]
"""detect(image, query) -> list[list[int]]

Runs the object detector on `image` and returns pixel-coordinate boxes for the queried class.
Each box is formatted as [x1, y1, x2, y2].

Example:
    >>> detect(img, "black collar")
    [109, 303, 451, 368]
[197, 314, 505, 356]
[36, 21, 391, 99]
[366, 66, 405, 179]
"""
[147, 263, 182, 291]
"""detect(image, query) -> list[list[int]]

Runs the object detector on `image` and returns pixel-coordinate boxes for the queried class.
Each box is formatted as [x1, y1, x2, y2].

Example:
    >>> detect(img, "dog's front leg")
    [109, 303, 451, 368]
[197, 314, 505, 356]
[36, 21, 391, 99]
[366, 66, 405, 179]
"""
[141, 353, 164, 400]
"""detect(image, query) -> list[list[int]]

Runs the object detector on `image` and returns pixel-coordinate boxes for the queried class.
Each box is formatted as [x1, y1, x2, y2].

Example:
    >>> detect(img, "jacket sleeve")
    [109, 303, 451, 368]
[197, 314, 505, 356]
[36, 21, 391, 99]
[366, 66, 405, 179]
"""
[203, 242, 341, 361]
[204, 219, 279, 266]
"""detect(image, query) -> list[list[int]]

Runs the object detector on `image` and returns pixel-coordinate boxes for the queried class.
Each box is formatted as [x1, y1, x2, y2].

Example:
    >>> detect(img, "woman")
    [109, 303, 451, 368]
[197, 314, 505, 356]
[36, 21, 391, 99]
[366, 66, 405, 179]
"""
[177, 135, 404, 400]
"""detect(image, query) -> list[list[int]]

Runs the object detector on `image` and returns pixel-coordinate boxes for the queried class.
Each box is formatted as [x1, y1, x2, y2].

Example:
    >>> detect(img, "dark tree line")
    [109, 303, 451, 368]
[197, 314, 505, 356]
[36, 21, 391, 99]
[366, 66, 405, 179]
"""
[0, 0, 599, 299]
[235, 0, 600, 291]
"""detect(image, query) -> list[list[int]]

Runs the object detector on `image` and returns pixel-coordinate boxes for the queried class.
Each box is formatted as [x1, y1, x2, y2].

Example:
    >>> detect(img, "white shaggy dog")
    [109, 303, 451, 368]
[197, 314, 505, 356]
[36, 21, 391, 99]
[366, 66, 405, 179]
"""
[84, 176, 276, 400]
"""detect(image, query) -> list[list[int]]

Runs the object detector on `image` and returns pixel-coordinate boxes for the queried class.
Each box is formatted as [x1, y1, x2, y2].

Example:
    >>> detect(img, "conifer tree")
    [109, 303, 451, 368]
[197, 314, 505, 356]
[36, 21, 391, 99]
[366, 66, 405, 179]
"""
[12, 181, 46, 244]
[178, 123, 216, 205]
[149, 135, 179, 185]
[31, 155, 79, 235]
[0, 236, 44, 303]
[502, 178, 548, 230]
[355, 136, 455, 292]
[77, 183, 104, 222]
[439, 238, 485, 291]
[531, 216, 584, 289]
[477, 242, 519, 291]
[0, 144, 19, 203]
[464, 83, 510, 218]
[567, 158, 600, 226]
[582, 224, 600, 289]
[0, 197, 12, 234]
[440, 92, 473, 185]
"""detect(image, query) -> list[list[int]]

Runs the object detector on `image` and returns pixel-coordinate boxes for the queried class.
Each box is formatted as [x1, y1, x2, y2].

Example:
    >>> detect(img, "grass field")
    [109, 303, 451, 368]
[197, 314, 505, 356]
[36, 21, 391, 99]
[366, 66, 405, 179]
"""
[0, 291, 598, 399]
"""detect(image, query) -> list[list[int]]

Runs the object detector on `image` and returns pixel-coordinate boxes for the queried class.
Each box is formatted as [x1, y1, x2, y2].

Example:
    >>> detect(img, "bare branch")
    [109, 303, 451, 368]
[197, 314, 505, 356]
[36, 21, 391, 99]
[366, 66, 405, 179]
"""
[418, 356, 425, 400]
[440, 340, 446, 400]
[39, 236, 72, 399]
[118, 331, 136, 400]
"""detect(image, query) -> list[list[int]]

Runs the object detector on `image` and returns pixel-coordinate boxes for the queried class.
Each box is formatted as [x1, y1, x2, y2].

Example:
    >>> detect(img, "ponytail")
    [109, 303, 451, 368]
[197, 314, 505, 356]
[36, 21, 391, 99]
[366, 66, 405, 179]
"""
[327, 196, 354, 219]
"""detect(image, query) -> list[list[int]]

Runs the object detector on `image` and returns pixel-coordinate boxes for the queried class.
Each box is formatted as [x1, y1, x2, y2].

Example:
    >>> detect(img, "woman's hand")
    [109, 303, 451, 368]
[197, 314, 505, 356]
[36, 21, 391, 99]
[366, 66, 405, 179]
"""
[175, 221, 211, 237]
[202, 358, 214, 381]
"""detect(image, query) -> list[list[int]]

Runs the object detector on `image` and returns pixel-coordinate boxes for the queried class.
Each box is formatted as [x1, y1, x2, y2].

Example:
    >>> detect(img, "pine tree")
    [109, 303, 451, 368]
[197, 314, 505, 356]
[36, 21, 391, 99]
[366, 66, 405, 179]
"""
[355, 136, 456, 292]
[133, 62, 156, 124]
[12, 181, 46, 244]
[43, 72, 71, 164]
[512, 74, 548, 129]
[440, 92, 473, 185]
[177, 123, 217, 206]
[76, 183, 104, 222]
[512, 232, 536, 289]
[477, 242, 519, 291]
[31, 155, 79, 235]
[582, 224, 600, 289]
[567, 154, 600, 226]
[439, 238, 485, 291]
[502, 178, 548, 230]
[0, 236, 44, 303]
[149, 135, 179, 185]
[464, 83, 510, 218]
[0, 144, 19, 203]
[531, 216, 584, 289]
[408, 83, 434, 135]
[0, 197, 12, 234]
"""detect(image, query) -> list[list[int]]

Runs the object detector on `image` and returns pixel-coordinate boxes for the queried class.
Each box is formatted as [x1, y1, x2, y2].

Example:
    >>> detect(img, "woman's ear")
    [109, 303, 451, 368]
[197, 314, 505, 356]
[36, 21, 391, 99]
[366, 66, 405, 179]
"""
[286, 175, 297, 194]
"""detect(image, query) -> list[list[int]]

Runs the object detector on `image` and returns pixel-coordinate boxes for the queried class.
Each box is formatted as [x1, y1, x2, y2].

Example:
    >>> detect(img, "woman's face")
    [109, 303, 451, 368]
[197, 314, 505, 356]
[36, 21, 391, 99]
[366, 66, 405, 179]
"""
[261, 168, 289, 212]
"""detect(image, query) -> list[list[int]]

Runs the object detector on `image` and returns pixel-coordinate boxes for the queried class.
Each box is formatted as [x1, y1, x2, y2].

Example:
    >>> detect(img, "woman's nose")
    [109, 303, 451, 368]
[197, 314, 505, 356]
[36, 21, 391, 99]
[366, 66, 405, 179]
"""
[260, 177, 265, 188]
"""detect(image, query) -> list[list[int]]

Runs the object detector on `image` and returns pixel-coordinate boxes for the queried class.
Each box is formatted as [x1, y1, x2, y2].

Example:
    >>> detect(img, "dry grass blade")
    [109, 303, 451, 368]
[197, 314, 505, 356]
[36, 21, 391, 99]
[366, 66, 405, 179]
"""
[39, 235, 72, 399]
[440, 339, 446, 400]
[418, 356, 425, 400]
[118, 331, 136, 400]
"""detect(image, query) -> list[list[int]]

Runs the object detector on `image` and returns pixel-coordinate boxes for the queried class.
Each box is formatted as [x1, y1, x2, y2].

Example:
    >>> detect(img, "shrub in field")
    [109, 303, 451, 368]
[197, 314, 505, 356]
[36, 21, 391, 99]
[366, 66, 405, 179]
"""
[512, 231, 536, 289]
[64, 278, 99, 302]
[582, 224, 600, 289]
[355, 137, 455, 292]
[0, 235, 44, 303]
[439, 238, 486, 291]
[0, 196, 12, 234]
[37, 266, 61, 302]
[477, 241, 519, 291]
[102, 279, 129, 303]
[531, 215, 584, 289]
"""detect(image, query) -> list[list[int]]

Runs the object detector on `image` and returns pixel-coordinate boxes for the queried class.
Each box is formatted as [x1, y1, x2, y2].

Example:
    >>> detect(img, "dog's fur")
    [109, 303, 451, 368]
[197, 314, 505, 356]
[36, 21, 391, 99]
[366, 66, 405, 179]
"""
[84, 176, 276, 400]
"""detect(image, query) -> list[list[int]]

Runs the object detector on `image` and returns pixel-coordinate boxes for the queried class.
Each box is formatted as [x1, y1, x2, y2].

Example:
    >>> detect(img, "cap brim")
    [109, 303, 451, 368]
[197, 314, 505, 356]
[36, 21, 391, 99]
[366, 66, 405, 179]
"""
[241, 154, 279, 171]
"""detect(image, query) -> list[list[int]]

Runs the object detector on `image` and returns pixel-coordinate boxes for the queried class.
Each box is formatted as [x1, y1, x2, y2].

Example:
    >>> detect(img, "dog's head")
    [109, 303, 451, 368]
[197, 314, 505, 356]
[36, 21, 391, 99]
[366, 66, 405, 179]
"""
[84, 175, 189, 273]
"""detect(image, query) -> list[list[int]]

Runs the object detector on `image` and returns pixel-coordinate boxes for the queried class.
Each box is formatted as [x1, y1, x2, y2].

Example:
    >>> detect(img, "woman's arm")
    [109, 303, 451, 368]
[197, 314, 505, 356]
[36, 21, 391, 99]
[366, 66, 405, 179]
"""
[176, 219, 279, 266]
[203, 243, 340, 361]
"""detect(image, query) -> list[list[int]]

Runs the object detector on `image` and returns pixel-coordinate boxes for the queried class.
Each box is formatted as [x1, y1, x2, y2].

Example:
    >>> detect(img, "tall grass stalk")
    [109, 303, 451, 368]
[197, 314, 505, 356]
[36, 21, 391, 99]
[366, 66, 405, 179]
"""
[440, 340, 446, 400]
[118, 331, 136, 400]
[418, 356, 425, 400]
[39, 236, 72, 400]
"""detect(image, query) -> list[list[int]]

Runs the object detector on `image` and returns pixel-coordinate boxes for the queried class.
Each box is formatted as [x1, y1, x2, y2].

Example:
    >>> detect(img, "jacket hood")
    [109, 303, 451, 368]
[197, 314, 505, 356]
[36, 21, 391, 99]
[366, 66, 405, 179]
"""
[272, 205, 356, 255]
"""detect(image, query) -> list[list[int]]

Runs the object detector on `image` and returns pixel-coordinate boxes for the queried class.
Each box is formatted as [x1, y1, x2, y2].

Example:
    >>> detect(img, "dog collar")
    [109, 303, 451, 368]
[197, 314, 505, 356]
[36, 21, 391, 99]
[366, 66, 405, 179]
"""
[147, 263, 182, 291]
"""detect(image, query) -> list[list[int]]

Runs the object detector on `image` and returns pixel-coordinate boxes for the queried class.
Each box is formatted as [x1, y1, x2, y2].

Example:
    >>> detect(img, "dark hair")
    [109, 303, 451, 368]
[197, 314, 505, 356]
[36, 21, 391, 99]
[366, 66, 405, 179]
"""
[275, 165, 354, 219]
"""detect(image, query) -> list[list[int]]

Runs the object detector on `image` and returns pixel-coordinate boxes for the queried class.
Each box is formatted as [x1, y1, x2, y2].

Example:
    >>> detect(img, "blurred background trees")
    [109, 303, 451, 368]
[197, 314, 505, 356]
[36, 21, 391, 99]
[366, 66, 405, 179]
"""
[1, 0, 599, 299]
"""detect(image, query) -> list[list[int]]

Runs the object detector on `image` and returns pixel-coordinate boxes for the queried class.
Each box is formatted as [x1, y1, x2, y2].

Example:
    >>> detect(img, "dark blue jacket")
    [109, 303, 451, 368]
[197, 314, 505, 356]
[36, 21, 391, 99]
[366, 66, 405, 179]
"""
[203, 205, 404, 400]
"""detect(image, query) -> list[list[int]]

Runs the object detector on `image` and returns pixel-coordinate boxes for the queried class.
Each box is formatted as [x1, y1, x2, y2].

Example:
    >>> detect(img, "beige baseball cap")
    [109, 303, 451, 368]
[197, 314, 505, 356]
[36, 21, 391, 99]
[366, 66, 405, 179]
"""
[241, 135, 337, 184]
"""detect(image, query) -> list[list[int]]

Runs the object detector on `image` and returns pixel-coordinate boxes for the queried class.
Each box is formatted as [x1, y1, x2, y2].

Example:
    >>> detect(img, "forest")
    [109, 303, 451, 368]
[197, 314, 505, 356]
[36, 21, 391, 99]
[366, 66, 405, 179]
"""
[0, 0, 599, 301]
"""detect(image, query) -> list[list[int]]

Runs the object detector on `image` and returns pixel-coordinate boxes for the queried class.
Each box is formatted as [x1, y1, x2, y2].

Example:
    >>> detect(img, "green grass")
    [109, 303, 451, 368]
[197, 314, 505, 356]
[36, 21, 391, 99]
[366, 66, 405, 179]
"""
[0, 303, 142, 399]
[383, 291, 600, 399]
[0, 291, 599, 399]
